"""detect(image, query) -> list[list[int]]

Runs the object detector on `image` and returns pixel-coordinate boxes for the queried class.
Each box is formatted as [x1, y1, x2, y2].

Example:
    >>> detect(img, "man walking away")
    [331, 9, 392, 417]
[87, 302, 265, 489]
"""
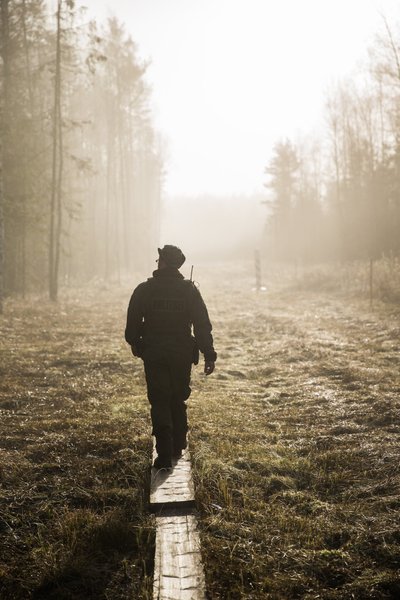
[125, 245, 217, 470]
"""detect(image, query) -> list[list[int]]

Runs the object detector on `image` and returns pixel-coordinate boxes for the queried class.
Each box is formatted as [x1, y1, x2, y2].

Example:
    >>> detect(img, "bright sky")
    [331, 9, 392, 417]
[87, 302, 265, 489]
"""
[82, 0, 399, 197]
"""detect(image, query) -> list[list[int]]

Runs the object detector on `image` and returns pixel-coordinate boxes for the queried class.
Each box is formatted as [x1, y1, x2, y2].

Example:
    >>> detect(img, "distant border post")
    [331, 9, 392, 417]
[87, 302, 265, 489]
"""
[255, 249, 261, 292]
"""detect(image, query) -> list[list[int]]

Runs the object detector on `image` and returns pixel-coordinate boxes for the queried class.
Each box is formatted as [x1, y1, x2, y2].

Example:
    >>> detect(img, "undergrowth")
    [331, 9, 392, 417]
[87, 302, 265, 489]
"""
[267, 257, 400, 304]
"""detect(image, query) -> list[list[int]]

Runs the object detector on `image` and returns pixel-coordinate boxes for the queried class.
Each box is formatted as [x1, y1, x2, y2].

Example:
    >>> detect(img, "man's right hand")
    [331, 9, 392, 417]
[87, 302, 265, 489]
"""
[204, 361, 215, 376]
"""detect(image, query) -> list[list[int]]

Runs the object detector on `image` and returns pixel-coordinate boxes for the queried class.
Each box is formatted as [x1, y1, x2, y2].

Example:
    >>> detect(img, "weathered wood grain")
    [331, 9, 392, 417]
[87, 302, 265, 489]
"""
[153, 513, 206, 600]
[150, 440, 207, 598]
[150, 448, 195, 510]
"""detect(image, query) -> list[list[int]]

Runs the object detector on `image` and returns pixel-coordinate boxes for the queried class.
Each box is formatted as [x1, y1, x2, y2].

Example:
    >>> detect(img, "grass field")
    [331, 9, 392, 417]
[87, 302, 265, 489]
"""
[1, 261, 399, 599]
[0, 286, 154, 599]
[189, 263, 400, 599]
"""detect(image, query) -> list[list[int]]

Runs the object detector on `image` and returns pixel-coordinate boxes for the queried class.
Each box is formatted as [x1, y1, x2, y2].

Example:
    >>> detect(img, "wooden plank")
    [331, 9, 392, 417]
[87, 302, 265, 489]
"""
[153, 513, 206, 600]
[150, 447, 195, 511]
[150, 440, 207, 598]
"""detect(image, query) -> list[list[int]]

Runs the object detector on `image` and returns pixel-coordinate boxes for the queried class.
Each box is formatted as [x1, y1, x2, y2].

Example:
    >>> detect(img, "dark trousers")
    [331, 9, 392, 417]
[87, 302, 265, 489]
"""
[144, 356, 192, 460]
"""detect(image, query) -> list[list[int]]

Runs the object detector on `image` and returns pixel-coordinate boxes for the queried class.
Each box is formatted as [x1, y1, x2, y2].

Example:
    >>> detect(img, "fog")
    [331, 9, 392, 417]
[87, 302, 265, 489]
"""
[85, 0, 398, 197]
[161, 194, 266, 263]
[1, 0, 400, 303]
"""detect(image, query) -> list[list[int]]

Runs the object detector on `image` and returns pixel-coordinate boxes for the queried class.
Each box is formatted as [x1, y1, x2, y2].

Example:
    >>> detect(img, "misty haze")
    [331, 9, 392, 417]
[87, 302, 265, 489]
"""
[0, 1, 400, 599]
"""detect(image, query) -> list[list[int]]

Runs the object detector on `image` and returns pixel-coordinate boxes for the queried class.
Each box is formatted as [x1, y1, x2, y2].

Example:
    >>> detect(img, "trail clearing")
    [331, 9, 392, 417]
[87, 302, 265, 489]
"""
[0, 262, 399, 599]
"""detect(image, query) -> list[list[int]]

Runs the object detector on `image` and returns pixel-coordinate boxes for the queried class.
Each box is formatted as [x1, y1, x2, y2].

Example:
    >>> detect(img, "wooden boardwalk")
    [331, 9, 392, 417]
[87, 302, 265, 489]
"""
[150, 449, 195, 511]
[150, 446, 206, 600]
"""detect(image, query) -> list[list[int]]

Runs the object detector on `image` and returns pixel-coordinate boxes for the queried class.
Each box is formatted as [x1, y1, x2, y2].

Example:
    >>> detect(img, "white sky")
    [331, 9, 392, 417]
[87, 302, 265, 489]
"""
[81, 0, 400, 197]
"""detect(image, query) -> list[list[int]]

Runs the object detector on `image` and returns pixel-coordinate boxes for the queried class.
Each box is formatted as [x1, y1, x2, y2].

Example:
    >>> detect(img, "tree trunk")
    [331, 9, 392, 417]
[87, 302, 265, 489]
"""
[21, 0, 35, 297]
[49, 0, 62, 301]
[105, 129, 112, 281]
[53, 82, 63, 295]
[0, 129, 4, 313]
[0, 0, 10, 313]
[0, 145, 4, 313]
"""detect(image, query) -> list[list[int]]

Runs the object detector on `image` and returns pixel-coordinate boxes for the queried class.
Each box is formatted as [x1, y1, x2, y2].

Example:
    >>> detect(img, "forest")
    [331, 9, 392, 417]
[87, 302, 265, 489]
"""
[263, 18, 400, 302]
[0, 0, 162, 310]
[2, 3, 400, 307]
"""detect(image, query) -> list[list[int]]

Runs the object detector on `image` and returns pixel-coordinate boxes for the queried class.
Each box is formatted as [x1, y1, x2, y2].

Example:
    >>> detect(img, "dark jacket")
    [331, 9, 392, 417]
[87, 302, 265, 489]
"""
[125, 267, 217, 362]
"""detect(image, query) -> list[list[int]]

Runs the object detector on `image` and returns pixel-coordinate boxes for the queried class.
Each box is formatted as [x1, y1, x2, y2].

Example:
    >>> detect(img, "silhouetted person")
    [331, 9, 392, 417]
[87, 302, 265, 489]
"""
[125, 245, 217, 469]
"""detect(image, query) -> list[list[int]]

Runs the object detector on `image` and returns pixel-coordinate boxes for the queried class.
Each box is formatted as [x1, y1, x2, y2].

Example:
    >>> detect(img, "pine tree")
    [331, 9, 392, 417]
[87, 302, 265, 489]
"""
[264, 139, 300, 261]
